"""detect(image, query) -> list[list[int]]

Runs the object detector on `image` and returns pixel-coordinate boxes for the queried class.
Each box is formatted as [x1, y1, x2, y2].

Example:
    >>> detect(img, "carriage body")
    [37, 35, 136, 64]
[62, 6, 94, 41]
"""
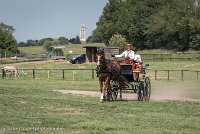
[120, 64, 134, 82]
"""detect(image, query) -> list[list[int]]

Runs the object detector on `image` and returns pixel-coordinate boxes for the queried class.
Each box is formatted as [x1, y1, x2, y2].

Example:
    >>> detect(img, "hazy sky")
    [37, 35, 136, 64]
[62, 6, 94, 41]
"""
[0, 0, 107, 42]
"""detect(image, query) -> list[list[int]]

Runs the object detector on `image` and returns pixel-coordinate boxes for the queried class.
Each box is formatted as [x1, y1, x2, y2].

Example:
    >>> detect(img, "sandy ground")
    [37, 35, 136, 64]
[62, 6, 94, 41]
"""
[53, 89, 200, 102]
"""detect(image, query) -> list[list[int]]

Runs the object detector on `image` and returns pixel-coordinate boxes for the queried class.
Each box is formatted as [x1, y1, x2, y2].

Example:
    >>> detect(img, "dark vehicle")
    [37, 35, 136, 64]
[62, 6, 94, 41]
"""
[69, 54, 86, 64]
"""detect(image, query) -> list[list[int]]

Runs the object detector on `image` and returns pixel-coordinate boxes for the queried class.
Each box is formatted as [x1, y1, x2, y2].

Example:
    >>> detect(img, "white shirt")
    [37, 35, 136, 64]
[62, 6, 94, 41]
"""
[134, 54, 142, 62]
[115, 50, 135, 60]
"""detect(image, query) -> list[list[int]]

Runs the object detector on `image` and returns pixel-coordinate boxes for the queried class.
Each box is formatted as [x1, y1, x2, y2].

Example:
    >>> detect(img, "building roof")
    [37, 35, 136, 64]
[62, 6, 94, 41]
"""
[80, 24, 86, 28]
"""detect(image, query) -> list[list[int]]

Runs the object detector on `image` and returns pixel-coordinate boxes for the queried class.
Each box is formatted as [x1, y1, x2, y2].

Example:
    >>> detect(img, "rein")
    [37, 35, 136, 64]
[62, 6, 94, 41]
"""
[96, 55, 111, 74]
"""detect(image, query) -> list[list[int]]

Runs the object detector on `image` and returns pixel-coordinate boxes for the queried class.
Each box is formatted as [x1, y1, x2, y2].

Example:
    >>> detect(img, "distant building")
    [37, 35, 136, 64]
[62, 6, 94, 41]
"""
[83, 46, 119, 63]
[80, 24, 86, 44]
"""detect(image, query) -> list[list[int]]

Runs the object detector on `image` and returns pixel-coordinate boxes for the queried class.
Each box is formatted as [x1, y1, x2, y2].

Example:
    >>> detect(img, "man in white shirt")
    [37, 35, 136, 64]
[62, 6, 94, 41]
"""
[113, 44, 135, 60]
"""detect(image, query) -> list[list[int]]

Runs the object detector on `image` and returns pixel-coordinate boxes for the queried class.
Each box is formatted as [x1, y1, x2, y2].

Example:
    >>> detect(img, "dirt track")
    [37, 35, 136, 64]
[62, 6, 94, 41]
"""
[53, 90, 200, 102]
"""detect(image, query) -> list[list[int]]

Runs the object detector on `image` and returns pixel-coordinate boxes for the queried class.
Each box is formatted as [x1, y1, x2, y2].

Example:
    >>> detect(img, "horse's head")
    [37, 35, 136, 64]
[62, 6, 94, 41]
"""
[96, 49, 105, 67]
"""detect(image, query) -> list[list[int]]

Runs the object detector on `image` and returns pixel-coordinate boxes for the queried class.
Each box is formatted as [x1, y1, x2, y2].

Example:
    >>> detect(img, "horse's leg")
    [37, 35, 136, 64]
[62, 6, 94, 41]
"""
[105, 75, 111, 101]
[4, 70, 6, 77]
[10, 71, 12, 77]
[17, 70, 19, 77]
[14, 70, 16, 78]
[99, 79, 103, 93]
[99, 80, 104, 102]
[119, 83, 122, 100]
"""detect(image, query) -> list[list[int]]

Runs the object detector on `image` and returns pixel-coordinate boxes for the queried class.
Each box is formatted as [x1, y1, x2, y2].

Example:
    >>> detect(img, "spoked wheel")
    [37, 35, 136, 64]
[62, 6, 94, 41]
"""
[110, 81, 119, 101]
[137, 82, 144, 101]
[104, 85, 111, 101]
[143, 77, 151, 101]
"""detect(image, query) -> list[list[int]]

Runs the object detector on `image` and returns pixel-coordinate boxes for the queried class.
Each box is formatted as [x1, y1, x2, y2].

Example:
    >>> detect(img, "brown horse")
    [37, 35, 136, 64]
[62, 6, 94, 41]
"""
[96, 49, 128, 102]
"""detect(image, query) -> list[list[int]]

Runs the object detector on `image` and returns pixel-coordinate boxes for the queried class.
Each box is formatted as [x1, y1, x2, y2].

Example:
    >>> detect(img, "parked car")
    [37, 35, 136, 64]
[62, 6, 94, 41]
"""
[69, 54, 86, 64]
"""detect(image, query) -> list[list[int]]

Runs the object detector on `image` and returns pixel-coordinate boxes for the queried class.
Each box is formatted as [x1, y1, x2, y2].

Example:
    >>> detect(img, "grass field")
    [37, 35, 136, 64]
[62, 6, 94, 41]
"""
[1, 56, 200, 133]
[19, 43, 105, 55]
[19, 44, 200, 55]
[0, 78, 200, 134]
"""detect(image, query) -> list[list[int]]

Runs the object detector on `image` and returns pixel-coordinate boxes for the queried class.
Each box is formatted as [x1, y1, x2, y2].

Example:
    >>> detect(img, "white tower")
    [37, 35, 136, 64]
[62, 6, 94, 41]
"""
[80, 24, 86, 43]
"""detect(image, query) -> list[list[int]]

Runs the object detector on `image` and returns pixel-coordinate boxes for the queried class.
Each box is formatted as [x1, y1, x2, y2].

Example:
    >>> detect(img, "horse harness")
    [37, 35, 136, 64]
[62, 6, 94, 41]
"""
[96, 59, 116, 78]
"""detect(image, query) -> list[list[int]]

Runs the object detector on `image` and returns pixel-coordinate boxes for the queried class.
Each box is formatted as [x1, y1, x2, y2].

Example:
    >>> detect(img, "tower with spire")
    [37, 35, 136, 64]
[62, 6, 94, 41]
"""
[80, 24, 86, 44]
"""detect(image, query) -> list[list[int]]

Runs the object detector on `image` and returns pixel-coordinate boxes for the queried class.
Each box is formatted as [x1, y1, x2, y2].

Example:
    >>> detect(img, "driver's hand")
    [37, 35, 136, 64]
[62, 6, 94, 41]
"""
[111, 54, 115, 57]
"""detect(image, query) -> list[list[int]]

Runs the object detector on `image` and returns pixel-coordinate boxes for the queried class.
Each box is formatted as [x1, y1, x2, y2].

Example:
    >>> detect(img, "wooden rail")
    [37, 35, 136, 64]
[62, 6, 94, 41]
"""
[1, 69, 96, 80]
[153, 69, 200, 81]
[141, 53, 200, 62]
[1, 68, 200, 81]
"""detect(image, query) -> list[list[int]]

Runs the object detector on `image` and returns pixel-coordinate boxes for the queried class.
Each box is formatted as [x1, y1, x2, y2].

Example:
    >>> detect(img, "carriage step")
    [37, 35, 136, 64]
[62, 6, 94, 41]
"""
[133, 69, 141, 73]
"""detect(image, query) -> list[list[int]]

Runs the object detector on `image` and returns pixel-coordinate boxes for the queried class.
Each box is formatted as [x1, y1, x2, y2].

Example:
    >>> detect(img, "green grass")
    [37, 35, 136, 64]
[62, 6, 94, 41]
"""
[0, 60, 200, 133]
[0, 79, 200, 134]
[19, 46, 46, 54]
[19, 43, 105, 55]
[1, 61, 199, 81]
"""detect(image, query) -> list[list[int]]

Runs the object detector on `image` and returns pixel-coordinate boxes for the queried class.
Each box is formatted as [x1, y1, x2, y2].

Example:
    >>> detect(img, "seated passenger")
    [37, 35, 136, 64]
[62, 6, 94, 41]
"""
[133, 47, 142, 64]
[112, 44, 135, 63]
[133, 47, 142, 81]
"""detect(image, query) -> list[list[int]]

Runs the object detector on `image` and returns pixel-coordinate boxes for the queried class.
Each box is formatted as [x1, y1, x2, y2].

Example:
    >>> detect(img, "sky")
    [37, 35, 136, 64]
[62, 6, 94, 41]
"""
[0, 0, 107, 42]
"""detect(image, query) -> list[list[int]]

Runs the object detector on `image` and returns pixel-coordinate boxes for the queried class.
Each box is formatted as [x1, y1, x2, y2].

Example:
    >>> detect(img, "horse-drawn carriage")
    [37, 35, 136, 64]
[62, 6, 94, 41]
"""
[96, 49, 151, 102]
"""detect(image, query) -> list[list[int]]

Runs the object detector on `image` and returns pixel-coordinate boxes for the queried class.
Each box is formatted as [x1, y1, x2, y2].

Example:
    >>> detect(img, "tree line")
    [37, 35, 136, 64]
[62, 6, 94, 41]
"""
[18, 36, 81, 47]
[88, 0, 200, 51]
[0, 22, 81, 55]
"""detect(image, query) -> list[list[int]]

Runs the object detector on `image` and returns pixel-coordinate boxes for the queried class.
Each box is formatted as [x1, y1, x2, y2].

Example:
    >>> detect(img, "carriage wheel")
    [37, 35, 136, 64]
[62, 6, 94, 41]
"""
[105, 85, 111, 101]
[143, 77, 151, 101]
[110, 81, 119, 100]
[137, 82, 144, 101]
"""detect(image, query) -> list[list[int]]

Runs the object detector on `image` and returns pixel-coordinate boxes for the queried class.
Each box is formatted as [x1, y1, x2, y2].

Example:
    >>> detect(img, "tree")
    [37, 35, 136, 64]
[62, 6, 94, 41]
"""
[38, 38, 53, 46]
[68, 36, 81, 44]
[109, 34, 127, 51]
[51, 48, 64, 56]
[92, 0, 200, 51]
[0, 22, 19, 54]
[69, 38, 75, 44]
[43, 41, 54, 52]
[58, 37, 69, 45]
[75, 36, 81, 44]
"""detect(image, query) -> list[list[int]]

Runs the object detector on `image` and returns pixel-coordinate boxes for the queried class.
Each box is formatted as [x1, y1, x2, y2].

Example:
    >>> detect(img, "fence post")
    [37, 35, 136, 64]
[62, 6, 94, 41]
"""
[197, 71, 199, 80]
[155, 70, 157, 80]
[2, 69, 5, 79]
[167, 70, 169, 80]
[33, 69, 35, 79]
[170, 54, 172, 62]
[161, 54, 163, 61]
[181, 70, 184, 81]
[92, 69, 94, 79]
[48, 70, 50, 78]
[62, 69, 65, 79]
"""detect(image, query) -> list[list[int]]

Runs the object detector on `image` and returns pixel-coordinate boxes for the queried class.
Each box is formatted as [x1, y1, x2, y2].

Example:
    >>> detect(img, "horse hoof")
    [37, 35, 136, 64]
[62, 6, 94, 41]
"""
[100, 99, 104, 102]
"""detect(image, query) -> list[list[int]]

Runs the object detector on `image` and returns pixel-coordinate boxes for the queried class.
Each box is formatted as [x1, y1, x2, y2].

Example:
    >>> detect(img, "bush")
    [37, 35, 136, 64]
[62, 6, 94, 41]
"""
[109, 34, 127, 51]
